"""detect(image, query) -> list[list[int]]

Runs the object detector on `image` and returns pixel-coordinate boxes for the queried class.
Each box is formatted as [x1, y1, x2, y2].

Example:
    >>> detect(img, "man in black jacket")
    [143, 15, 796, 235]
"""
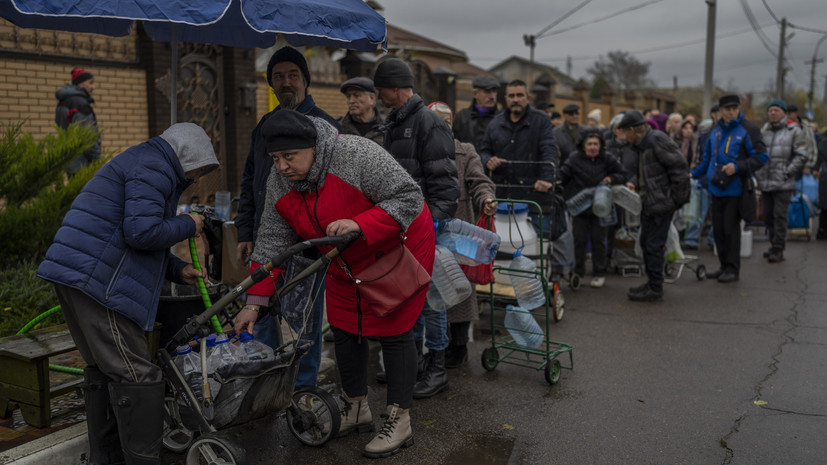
[235, 46, 341, 390]
[339, 76, 384, 146]
[374, 58, 459, 399]
[553, 104, 588, 166]
[618, 110, 690, 301]
[55, 67, 101, 174]
[452, 74, 501, 151]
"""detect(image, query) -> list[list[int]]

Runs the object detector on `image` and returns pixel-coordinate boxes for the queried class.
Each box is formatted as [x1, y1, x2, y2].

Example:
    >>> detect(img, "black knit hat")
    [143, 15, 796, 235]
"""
[373, 58, 414, 89]
[266, 47, 311, 89]
[71, 67, 93, 85]
[262, 110, 317, 153]
[616, 110, 646, 129]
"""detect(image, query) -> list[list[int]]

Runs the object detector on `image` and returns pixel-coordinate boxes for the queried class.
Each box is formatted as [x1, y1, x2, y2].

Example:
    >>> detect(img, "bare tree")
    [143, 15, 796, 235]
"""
[587, 50, 653, 95]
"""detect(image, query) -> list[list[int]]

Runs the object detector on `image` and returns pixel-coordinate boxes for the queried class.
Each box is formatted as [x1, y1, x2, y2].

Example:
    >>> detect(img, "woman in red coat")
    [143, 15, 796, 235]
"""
[233, 110, 433, 459]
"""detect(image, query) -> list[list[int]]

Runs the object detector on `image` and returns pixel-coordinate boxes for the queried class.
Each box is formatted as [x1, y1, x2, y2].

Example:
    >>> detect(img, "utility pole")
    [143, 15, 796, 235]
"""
[806, 34, 827, 111]
[523, 34, 536, 88]
[567, 56, 572, 77]
[702, 0, 716, 119]
[776, 17, 787, 99]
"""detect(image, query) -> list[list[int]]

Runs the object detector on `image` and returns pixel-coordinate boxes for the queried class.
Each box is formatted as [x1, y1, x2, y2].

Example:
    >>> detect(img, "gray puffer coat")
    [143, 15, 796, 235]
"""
[757, 118, 808, 192]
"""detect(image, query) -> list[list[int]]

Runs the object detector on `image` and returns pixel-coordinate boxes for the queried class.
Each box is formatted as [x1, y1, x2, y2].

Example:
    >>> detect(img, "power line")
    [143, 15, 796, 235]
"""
[535, 0, 593, 38]
[537, 0, 665, 40]
[738, 0, 777, 58]
[760, 0, 781, 23]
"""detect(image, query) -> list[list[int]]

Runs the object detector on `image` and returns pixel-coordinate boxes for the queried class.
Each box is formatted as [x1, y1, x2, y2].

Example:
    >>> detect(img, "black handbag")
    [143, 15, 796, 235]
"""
[710, 167, 735, 190]
[739, 174, 758, 223]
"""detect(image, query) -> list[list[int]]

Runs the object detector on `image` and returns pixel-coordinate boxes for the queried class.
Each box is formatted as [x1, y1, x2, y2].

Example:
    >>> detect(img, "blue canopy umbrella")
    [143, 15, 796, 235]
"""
[1, 0, 388, 120]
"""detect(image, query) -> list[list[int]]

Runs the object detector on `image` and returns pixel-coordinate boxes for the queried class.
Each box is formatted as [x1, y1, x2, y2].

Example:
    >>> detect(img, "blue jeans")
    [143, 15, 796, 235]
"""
[253, 270, 325, 389]
[413, 300, 449, 351]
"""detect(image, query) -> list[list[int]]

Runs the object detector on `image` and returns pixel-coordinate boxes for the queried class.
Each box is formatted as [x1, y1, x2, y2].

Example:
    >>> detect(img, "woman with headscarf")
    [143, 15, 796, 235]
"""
[233, 110, 434, 459]
[673, 119, 699, 170]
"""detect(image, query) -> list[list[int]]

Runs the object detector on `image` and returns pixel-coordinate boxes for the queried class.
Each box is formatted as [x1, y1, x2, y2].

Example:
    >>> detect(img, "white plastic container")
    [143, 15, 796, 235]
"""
[592, 184, 613, 217]
[495, 202, 539, 255]
[509, 251, 546, 310]
[740, 229, 753, 258]
[566, 187, 596, 216]
[427, 245, 473, 311]
[611, 184, 642, 215]
[504, 305, 544, 348]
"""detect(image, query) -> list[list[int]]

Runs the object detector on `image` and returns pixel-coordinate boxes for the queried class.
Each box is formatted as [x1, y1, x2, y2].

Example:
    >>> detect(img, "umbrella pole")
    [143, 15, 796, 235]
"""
[170, 23, 178, 125]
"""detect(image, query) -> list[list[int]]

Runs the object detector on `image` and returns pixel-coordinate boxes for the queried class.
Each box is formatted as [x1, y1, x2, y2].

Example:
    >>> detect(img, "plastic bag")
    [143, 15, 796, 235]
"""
[460, 214, 496, 284]
[664, 223, 685, 262]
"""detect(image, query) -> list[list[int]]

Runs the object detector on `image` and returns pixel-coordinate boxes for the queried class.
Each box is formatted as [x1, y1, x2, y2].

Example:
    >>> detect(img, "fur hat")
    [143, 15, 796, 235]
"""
[159, 123, 219, 176]
[266, 47, 311, 89]
[373, 58, 414, 89]
[261, 110, 318, 153]
[71, 68, 93, 85]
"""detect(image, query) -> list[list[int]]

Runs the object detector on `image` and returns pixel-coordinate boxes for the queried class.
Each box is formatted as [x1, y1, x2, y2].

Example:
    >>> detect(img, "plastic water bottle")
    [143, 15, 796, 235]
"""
[436, 218, 500, 265]
[172, 344, 199, 377]
[592, 184, 613, 217]
[236, 332, 274, 361]
[509, 250, 546, 310]
[504, 304, 544, 348]
[566, 187, 595, 216]
[610, 184, 642, 215]
[427, 245, 473, 311]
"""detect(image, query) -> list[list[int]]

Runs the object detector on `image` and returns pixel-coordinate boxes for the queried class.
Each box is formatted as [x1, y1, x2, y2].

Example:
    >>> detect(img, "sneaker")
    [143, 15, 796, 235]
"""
[590, 277, 606, 288]
[363, 404, 414, 458]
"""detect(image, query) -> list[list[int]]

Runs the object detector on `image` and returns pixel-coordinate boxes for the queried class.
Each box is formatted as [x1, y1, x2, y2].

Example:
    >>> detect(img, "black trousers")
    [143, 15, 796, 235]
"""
[711, 196, 742, 274]
[762, 190, 792, 251]
[572, 214, 608, 277]
[639, 211, 672, 292]
[332, 326, 417, 409]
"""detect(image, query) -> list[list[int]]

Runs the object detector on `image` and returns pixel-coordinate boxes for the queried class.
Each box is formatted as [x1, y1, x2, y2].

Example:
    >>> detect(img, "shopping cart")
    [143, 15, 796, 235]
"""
[480, 198, 574, 386]
[158, 232, 360, 464]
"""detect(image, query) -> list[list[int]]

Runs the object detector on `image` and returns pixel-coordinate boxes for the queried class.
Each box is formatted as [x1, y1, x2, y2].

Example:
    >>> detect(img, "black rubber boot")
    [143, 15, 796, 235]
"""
[83, 367, 125, 465]
[109, 381, 165, 465]
[412, 350, 449, 399]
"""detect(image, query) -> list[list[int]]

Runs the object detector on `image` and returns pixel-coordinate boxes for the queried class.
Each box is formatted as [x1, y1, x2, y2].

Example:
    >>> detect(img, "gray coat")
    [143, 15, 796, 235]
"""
[447, 140, 496, 324]
[758, 118, 808, 192]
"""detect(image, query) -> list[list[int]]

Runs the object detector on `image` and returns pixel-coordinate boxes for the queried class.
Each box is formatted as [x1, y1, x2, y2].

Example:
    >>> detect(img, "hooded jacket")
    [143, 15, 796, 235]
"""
[629, 127, 691, 215]
[757, 117, 808, 192]
[452, 100, 500, 151]
[382, 93, 459, 220]
[55, 84, 101, 171]
[38, 124, 219, 330]
[247, 117, 434, 337]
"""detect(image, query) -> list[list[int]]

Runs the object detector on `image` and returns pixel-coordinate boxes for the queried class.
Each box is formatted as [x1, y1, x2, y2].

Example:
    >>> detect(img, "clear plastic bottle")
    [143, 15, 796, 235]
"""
[236, 332, 274, 361]
[504, 304, 544, 348]
[172, 344, 199, 378]
[611, 184, 642, 215]
[509, 250, 546, 310]
[436, 218, 500, 265]
[592, 184, 613, 217]
[566, 187, 596, 216]
[427, 245, 473, 311]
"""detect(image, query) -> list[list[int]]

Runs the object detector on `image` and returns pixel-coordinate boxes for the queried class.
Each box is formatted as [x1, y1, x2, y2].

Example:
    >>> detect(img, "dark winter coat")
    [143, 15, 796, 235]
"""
[757, 117, 808, 192]
[247, 118, 433, 337]
[236, 95, 342, 244]
[37, 137, 206, 330]
[630, 127, 691, 216]
[55, 84, 101, 171]
[558, 150, 628, 208]
[383, 93, 459, 220]
[479, 107, 558, 213]
[606, 137, 638, 186]
[340, 109, 384, 146]
[553, 122, 588, 166]
[452, 100, 500, 151]
[691, 112, 768, 198]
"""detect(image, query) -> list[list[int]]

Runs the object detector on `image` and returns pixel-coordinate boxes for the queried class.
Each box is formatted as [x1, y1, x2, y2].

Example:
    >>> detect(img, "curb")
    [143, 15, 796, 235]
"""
[2, 422, 88, 465]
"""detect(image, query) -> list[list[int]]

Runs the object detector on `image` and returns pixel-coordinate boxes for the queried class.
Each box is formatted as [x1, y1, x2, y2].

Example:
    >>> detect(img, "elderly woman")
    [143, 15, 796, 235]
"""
[233, 110, 433, 459]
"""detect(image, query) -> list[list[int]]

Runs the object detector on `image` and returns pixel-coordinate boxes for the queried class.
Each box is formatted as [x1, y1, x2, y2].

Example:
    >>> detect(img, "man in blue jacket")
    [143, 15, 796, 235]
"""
[691, 95, 768, 283]
[38, 122, 218, 465]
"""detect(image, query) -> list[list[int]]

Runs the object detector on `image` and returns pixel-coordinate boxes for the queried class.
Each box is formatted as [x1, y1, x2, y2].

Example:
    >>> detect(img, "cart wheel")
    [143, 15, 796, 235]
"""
[481, 347, 499, 371]
[664, 263, 675, 278]
[569, 273, 581, 290]
[286, 386, 341, 446]
[163, 396, 195, 453]
[185, 435, 247, 465]
[696, 264, 707, 281]
[551, 281, 565, 322]
[544, 358, 562, 385]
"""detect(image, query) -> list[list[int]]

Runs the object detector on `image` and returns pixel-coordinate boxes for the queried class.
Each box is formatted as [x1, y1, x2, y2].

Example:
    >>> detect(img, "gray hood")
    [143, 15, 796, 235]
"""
[159, 123, 219, 176]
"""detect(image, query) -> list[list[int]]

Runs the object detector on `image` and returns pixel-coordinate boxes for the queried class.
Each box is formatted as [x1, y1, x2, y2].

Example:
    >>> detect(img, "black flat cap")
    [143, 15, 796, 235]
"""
[562, 104, 580, 114]
[718, 94, 740, 108]
[472, 74, 499, 90]
[616, 110, 646, 129]
[710, 103, 720, 113]
[340, 77, 375, 94]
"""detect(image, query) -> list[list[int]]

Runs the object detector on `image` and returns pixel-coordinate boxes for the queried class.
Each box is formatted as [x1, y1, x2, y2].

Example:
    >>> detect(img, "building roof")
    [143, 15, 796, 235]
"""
[488, 55, 576, 86]
[386, 24, 467, 62]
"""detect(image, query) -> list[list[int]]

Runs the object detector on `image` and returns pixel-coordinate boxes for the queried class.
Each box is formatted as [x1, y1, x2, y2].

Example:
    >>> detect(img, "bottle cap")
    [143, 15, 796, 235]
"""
[237, 332, 254, 342]
[173, 345, 192, 355]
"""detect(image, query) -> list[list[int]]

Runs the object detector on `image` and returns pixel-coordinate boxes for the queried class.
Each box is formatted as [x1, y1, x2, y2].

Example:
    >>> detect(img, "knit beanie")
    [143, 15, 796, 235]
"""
[587, 108, 602, 124]
[261, 110, 318, 153]
[159, 123, 219, 175]
[266, 46, 311, 89]
[373, 58, 414, 89]
[71, 68, 93, 85]
[767, 99, 787, 111]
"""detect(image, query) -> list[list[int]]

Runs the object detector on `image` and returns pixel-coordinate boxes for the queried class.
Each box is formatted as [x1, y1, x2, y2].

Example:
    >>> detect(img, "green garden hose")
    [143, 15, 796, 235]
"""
[188, 236, 223, 334]
[16, 305, 84, 375]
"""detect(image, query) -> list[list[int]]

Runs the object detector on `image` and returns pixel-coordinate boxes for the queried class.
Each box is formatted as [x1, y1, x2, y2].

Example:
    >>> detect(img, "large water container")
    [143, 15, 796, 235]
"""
[566, 187, 596, 216]
[436, 218, 500, 265]
[427, 245, 473, 311]
[509, 251, 546, 310]
[504, 304, 544, 348]
[236, 332, 274, 361]
[172, 344, 199, 378]
[205, 333, 243, 397]
[495, 202, 539, 255]
[682, 179, 701, 222]
[592, 184, 613, 217]
[611, 185, 642, 215]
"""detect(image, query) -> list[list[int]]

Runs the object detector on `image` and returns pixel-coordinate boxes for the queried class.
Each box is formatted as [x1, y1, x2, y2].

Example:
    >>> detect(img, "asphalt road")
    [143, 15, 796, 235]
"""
[164, 234, 827, 465]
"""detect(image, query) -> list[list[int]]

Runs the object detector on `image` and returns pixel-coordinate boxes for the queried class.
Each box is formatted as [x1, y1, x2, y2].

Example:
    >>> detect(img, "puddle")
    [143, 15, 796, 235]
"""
[441, 434, 515, 465]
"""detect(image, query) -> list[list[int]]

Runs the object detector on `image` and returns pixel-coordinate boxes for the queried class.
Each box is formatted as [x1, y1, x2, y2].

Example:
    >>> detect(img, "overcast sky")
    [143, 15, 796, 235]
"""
[376, 0, 826, 98]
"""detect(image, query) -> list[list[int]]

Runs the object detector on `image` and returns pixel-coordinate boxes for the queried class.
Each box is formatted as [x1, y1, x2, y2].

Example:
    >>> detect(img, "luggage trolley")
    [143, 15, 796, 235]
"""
[481, 198, 573, 386]
[158, 232, 360, 464]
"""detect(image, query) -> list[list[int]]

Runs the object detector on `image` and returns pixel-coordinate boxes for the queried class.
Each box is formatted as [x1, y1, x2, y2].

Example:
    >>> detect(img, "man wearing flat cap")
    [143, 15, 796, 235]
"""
[618, 110, 690, 301]
[757, 99, 808, 263]
[339, 76, 384, 146]
[553, 103, 588, 166]
[236, 46, 342, 390]
[691, 95, 768, 283]
[453, 74, 502, 151]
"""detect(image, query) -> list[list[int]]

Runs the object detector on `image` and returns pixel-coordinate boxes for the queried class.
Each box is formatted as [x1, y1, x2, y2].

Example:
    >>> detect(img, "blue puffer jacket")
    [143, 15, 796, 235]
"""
[38, 137, 198, 330]
[691, 113, 768, 198]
